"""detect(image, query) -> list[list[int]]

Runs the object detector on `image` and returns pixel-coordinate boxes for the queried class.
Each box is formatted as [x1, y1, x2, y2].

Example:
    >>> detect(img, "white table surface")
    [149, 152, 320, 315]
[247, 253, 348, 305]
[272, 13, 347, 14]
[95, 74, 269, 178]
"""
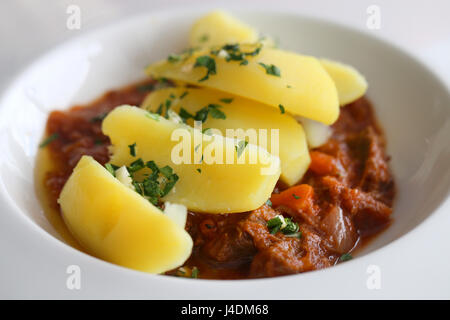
[0, 0, 449, 299]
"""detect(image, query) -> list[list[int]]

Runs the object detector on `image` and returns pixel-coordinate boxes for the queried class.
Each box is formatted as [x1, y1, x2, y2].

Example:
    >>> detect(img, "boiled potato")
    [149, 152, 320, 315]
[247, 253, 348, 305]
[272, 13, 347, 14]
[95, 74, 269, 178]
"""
[58, 156, 193, 274]
[142, 87, 310, 185]
[188, 11, 367, 106]
[146, 45, 339, 124]
[320, 59, 368, 105]
[190, 11, 258, 47]
[102, 105, 281, 213]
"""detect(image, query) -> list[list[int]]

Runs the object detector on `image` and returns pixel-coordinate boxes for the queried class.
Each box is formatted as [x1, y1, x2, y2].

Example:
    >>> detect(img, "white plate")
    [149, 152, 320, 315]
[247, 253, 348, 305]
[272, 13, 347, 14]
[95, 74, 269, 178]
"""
[0, 9, 449, 299]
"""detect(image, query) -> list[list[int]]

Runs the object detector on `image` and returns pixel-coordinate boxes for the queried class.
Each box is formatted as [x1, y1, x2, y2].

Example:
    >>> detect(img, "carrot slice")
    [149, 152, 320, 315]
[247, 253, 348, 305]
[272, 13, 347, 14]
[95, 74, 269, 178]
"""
[309, 151, 337, 176]
[270, 184, 315, 212]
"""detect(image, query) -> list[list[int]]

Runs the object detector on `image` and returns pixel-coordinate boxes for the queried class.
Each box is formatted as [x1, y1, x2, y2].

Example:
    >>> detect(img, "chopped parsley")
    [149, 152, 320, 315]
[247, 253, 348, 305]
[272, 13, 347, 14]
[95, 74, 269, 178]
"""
[207, 104, 226, 119]
[115, 155, 179, 206]
[278, 104, 285, 114]
[199, 34, 209, 43]
[167, 53, 182, 63]
[105, 163, 118, 177]
[235, 140, 249, 158]
[191, 266, 199, 278]
[194, 55, 216, 81]
[266, 199, 272, 207]
[219, 98, 233, 104]
[179, 108, 195, 121]
[128, 143, 137, 157]
[211, 43, 262, 64]
[90, 112, 108, 123]
[267, 215, 300, 237]
[146, 112, 160, 121]
[128, 158, 145, 173]
[258, 62, 281, 77]
[179, 104, 226, 123]
[179, 91, 189, 99]
[340, 253, 353, 262]
[196, 168, 202, 173]
[39, 133, 59, 148]
[292, 194, 300, 199]
[202, 128, 212, 135]
[137, 83, 155, 92]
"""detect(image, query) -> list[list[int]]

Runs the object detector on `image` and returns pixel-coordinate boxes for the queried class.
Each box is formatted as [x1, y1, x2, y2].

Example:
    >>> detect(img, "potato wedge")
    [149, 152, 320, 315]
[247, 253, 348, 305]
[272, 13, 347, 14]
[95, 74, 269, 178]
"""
[188, 12, 367, 106]
[102, 105, 281, 213]
[320, 58, 368, 105]
[58, 156, 193, 274]
[142, 87, 310, 185]
[190, 11, 258, 47]
[146, 45, 339, 124]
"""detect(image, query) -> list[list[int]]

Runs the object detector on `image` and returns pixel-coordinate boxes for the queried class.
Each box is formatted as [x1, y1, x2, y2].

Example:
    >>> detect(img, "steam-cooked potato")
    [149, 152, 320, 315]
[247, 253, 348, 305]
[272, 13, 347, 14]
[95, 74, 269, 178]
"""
[58, 156, 193, 274]
[190, 10, 259, 47]
[142, 87, 310, 185]
[319, 59, 368, 105]
[146, 45, 339, 124]
[187, 11, 367, 106]
[102, 105, 281, 213]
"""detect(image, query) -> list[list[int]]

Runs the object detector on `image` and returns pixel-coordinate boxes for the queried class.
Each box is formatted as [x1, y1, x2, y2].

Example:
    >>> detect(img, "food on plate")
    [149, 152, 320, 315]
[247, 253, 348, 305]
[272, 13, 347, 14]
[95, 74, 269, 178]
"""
[146, 45, 339, 124]
[319, 59, 368, 106]
[103, 105, 281, 213]
[190, 10, 259, 47]
[141, 87, 310, 185]
[59, 156, 192, 273]
[187, 10, 368, 106]
[35, 10, 395, 279]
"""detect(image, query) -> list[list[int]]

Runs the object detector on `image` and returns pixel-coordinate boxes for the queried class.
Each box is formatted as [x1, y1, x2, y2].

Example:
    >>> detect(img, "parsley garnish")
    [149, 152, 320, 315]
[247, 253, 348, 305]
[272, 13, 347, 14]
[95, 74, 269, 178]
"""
[128, 143, 137, 157]
[278, 104, 285, 114]
[266, 199, 272, 207]
[219, 98, 233, 104]
[208, 104, 226, 119]
[202, 128, 212, 135]
[196, 168, 202, 173]
[340, 253, 353, 262]
[167, 53, 182, 63]
[90, 112, 108, 123]
[39, 133, 59, 148]
[105, 163, 117, 177]
[146, 112, 160, 121]
[179, 104, 226, 123]
[128, 158, 145, 173]
[194, 56, 216, 81]
[179, 91, 189, 99]
[137, 83, 155, 92]
[235, 140, 249, 158]
[115, 155, 179, 206]
[293, 194, 300, 199]
[199, 34, 209, 43]
[258, 62, 281, 77]
[211, 43, 262, 65]
[191, 267, 199, 278]
[267, 215, 300, 236]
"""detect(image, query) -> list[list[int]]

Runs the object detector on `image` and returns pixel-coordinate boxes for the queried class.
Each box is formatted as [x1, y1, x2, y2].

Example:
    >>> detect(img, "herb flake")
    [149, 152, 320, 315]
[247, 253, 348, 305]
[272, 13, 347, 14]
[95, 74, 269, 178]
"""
[258, 62, 281, 77]
[39, 133, 59, 148]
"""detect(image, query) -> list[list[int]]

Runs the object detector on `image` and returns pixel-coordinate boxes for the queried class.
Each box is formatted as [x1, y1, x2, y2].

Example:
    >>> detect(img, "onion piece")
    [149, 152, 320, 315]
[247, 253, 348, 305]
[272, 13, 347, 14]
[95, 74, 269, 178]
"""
[296, 116, 332, 149]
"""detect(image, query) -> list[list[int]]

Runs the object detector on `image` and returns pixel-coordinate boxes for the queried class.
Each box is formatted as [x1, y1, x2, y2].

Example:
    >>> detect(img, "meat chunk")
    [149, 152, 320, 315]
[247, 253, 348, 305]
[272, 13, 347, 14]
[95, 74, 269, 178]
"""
[321, 176, 392, 220]
[249, 225, 333, 278]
